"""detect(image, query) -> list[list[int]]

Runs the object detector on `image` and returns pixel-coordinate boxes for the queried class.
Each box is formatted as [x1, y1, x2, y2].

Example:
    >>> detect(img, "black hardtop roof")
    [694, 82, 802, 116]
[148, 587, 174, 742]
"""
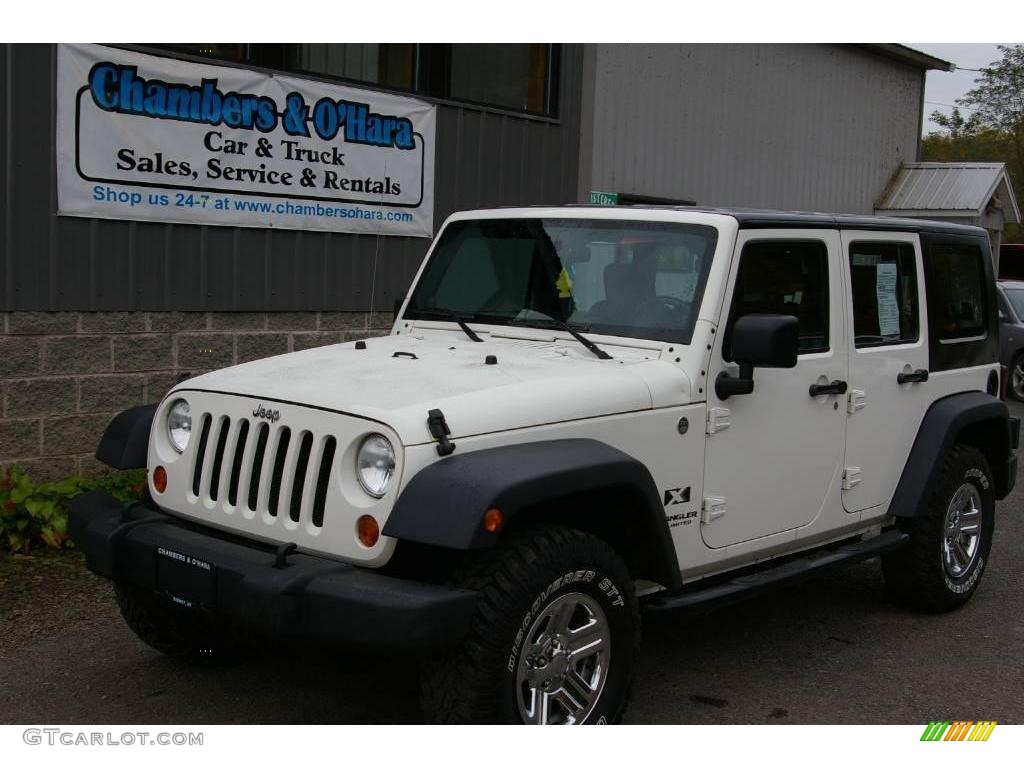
[517, 204, 990, 238]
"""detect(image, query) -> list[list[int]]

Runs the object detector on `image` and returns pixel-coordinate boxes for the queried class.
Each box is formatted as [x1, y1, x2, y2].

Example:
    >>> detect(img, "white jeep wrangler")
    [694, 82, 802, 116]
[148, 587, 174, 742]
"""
[72, 206, 1019, 724]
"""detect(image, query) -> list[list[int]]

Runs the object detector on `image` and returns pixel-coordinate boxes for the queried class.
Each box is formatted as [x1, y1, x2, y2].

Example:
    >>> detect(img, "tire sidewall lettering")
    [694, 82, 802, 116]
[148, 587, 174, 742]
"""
[941, 467, 992, 595]
[964, 467, 990, 490]
[506, 569, 623, 675]
[945, 556, 985, 593]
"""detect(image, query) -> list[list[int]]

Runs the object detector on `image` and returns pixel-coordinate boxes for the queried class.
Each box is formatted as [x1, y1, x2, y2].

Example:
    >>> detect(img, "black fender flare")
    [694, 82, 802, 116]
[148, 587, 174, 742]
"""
[383, 438, 682, 590]
[891, 391, 1017, 517]
[95, 404, 158, 470]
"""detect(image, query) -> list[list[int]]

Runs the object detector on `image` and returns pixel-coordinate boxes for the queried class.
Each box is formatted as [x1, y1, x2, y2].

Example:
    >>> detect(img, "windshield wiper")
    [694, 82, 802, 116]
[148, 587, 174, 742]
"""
[416, 307, 484, 343]
[511, 313, 613, 360]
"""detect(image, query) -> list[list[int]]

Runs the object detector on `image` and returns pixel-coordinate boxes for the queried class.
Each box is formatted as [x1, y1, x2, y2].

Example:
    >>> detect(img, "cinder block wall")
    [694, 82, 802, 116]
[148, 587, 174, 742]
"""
[0, 311, 392, 482]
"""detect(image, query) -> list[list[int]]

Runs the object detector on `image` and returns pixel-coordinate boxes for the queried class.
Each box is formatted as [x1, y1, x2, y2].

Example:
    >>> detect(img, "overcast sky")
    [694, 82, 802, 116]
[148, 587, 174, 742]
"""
[912, 43, 1006, 134]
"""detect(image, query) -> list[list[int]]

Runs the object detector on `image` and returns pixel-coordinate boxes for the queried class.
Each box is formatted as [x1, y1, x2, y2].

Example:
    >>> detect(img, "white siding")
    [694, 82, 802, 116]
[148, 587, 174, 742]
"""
[580, 44, 924, 214]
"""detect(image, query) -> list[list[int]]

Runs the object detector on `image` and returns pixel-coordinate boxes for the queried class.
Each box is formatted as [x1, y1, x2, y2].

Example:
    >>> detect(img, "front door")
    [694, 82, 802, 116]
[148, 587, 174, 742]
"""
[702, 230, 848, 549]
[841, 231, 930, 514]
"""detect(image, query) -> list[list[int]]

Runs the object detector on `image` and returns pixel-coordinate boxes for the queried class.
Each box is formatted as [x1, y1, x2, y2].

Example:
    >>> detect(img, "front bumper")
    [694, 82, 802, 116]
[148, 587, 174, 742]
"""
[69, 491, 479, 654]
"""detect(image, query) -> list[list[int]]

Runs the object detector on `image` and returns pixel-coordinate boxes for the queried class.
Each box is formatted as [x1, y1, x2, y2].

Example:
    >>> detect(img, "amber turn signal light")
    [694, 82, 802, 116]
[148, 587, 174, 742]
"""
[483, 508, 504, 533]
[356, 514, 380, 547]
[152, 465, 167, 494]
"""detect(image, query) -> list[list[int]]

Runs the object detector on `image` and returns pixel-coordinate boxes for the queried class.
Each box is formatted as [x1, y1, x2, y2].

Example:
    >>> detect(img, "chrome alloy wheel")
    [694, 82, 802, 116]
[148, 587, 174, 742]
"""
[942, 483, 983, 578]
[1013, 360, 1024, 400]
[515, 592, 611, 725]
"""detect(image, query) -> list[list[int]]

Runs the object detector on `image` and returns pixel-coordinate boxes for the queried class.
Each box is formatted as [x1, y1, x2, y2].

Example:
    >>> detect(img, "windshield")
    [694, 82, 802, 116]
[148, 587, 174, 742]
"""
[405, 218, 718, 343]
[1004, 288, 1024, 321]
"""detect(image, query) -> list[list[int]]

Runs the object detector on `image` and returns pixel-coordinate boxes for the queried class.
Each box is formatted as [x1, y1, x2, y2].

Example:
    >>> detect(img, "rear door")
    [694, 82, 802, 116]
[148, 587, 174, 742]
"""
[841, 231, 930, 514]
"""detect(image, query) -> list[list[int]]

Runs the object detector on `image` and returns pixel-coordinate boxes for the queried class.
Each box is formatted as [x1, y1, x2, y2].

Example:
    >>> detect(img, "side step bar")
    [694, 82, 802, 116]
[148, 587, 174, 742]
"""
[645, 529, 909, 613]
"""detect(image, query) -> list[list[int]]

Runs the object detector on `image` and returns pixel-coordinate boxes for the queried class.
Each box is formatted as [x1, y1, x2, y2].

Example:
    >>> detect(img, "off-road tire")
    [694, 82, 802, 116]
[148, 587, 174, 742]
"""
[420, 525, 640, 724]
[882, 444, 995, 612]
[114, 582, 248, 665]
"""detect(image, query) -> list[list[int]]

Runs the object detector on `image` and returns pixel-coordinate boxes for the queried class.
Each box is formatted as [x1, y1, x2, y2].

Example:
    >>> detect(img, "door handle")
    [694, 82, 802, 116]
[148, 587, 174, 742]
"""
[809, 379, 848, 397]
[897, 369, 929, 385]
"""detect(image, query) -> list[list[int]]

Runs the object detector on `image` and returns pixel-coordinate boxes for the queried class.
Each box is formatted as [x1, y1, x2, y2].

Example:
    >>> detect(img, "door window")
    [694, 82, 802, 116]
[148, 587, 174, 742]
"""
[725, 240, 829, 358]
[849, 242, 919, 347]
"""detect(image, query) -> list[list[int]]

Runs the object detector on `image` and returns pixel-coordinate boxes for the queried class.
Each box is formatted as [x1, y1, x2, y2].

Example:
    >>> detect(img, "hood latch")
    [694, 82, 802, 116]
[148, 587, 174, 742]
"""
[427, 409, 456, 457]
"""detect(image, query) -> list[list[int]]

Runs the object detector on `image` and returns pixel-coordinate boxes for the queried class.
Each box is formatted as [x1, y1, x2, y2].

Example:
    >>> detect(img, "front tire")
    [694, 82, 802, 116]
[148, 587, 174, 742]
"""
[1010, 352, 1024, 401]
[420, 525, 640, 724]
[882, 444, 995, 612]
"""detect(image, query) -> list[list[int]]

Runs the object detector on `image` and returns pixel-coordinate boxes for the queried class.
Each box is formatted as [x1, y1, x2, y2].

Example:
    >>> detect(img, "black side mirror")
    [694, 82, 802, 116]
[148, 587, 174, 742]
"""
[716, 314, 799, 399]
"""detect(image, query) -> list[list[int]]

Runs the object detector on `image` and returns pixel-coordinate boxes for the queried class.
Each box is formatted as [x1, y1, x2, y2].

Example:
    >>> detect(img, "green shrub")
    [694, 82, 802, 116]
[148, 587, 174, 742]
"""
[0, 466, 147, 554]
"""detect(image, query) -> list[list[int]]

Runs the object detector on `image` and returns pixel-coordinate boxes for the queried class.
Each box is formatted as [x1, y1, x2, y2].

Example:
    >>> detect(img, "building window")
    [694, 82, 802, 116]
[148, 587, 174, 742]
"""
[281, 44, 417, 91]
[147, 43, 559, 117]
[448, 44, 553, 114]
[155, 44, 249, 64]
[849, 242, 919, 347]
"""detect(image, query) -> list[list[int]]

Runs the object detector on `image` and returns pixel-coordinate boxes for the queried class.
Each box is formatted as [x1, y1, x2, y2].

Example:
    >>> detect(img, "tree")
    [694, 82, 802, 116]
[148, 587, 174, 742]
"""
[929, 107, 978, 140]
[958, 45, 1024, 174]
[923, 45, 1024, 243]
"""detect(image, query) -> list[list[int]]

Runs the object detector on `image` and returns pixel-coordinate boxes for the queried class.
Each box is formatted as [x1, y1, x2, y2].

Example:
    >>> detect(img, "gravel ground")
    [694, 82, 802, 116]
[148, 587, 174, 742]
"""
[2, 403, 1023, 725]
[0, 551, 111, 654]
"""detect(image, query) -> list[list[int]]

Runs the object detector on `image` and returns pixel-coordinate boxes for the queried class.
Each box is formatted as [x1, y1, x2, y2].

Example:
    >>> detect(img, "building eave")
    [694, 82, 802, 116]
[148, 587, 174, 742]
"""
[858, 44, 954, 72]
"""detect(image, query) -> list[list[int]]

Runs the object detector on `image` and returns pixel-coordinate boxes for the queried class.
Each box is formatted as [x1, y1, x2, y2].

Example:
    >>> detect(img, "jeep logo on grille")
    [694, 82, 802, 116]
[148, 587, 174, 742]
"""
[252, 403, 281, 423]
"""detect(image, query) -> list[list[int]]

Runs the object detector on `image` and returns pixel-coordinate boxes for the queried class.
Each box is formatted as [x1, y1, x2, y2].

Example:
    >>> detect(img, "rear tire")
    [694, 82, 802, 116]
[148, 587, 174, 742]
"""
[882, 444, 995, 612]
[114, 582, 249, 665]
[420, 525, 640, 724]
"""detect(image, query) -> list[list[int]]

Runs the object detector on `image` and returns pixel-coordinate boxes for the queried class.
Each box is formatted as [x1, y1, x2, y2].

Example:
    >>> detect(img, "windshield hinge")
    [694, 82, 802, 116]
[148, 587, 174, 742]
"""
[427, 409, 456, 457]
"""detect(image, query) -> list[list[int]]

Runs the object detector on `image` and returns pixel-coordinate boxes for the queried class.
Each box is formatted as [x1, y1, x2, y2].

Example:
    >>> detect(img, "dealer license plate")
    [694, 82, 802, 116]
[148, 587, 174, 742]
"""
[155, 546, 217, 609]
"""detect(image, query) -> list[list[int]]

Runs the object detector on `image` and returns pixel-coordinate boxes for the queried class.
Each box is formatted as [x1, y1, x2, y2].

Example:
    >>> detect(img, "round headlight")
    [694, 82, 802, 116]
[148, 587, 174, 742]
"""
[166, 398, 192, 453]
[356, 434, 395, 498]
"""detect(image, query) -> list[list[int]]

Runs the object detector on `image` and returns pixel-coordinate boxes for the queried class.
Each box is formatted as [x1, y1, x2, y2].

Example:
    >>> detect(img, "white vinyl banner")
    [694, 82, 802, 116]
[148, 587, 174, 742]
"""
[57, 44, 436, 237]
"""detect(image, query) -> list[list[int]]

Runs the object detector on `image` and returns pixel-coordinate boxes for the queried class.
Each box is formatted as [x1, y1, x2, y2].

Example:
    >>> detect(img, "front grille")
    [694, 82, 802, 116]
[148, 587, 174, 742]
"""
[191, 414, 212, 496]
[247, 423, 270, 512]
[191, 414, 334, 528]
[227, 420, 250, 506]
[311, 437, 337, 529]
[267, 427, 291, 518]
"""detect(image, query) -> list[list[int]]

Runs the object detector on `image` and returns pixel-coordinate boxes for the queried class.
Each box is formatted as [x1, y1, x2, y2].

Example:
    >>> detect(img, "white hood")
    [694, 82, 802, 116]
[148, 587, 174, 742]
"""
[176, 332, 692, 445]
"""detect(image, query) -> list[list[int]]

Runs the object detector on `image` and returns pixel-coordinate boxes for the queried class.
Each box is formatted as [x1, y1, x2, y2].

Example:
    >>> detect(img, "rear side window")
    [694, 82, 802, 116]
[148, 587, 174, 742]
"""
[725, 240, 829, 357]
[849, 242, 919, 347]
[921, 233, 998, 372]
[926, 242, 988, 340]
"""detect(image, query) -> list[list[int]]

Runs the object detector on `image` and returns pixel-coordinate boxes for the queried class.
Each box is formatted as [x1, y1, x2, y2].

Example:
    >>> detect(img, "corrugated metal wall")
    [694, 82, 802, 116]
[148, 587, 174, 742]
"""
[0, 44, 584, 312]
[581, 44, 923, 214]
